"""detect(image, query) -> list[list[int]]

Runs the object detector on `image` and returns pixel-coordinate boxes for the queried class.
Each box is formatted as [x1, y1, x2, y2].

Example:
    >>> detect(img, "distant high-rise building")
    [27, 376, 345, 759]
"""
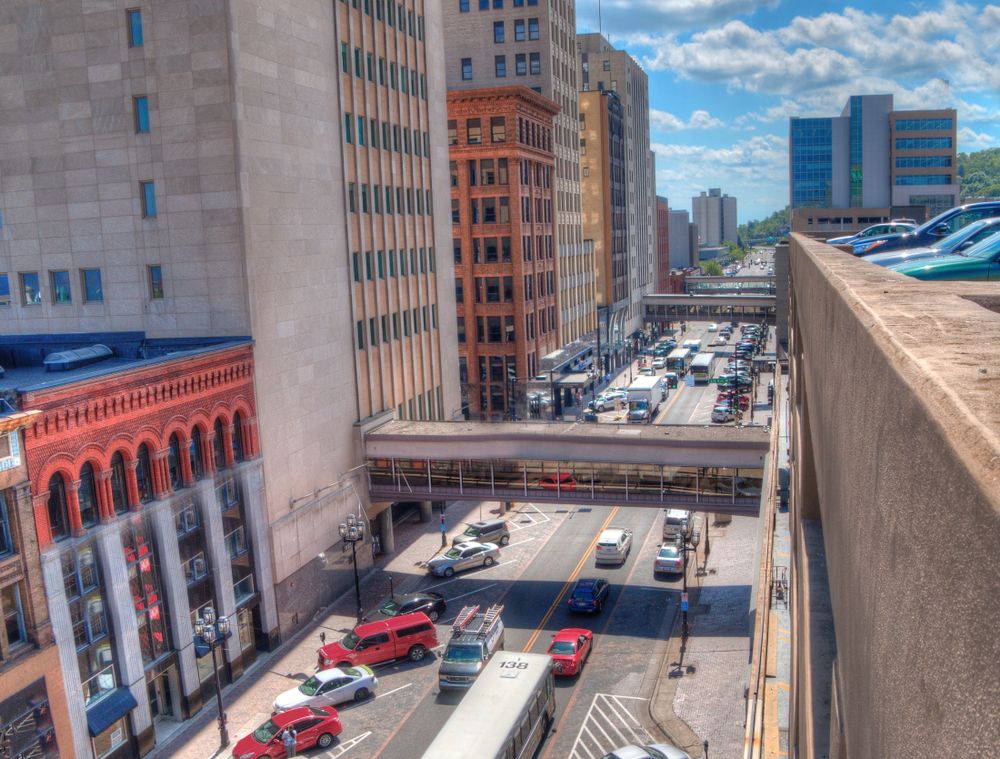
[577, 33, 656, 339]
[443, 0, 596, 344]
[692, 189, 738, 247]
[448, 87, 559, 419]
[668, 210, 694, 269]
[790, 94, 958, 217]
[579, 89, 628, 358]
[656, 197, 670, 291]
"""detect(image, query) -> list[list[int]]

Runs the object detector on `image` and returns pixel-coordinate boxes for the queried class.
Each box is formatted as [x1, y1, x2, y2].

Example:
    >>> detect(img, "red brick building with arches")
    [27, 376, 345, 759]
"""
[1, 335, 277, 758]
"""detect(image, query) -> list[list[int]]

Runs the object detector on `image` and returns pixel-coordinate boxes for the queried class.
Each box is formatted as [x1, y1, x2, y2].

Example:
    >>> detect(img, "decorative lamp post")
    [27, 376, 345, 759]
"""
[193, 607, 231, 749]
[339, 513, 366, 623]
[677, 526, 701, 644]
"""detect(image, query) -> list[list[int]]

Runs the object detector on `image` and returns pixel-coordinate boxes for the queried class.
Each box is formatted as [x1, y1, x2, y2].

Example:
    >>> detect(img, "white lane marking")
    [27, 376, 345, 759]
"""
[569, 694, 652, 759]
[373, 683, 412, 701]
[443, 582, 499, 605]
[321, 730, 372, 756]
[509, 536, 538, 547]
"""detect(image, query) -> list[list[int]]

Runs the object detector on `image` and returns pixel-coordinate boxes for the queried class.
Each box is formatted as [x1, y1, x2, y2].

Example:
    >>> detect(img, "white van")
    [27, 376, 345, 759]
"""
[595, 528, 633, 565]
[662, 509, 690, 541]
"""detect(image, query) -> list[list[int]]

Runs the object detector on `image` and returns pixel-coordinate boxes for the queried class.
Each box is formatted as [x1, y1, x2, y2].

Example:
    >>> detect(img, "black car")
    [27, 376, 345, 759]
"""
[852, 201, 1000, 256]
[567, 577, 610, 614]
[377, 591, 446, 622]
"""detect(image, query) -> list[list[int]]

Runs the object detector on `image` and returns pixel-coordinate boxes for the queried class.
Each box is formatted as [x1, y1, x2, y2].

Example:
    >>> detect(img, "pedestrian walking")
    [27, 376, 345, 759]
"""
[282, 727, 298, 757]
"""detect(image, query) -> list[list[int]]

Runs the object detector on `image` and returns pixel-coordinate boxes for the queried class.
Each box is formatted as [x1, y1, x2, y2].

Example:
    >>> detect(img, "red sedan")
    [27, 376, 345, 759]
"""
[232, 705, 341, 758]
[538, 473, 576, 491]
[547, 628, 593, 676]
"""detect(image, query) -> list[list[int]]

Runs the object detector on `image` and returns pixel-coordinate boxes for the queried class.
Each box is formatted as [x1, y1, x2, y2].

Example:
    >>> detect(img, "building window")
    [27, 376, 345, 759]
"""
[0, 491, 12, 557]
[136, 444, 153, 502]
[493, 21, 504, 42]
[20, 272, 41, 305]
[168, 434, 182, 490]
[0, 274, 9, 307]
[110, 452, 129, 514]
[495, 55, 506, 77]
[212, 418, 226, 470]
[1, 582, 26, 649]
[515, 53, 526, 75]
[127, 8, 143, 47]
[461, 58, 472, 80]
[189, 427, 204, 481]
[232, 412, 246, 462]
[123, 520, 171, 665]
[134, 95, 150, 133]
[514, 20, 525, 40]
[82, 269, 103, 302]
[344, 112, 352, 143]
[78, 463, 99, 528]
[460, 0, 469, 11]
[51, 270, 71, 303]
[147, 265, 164, 299]
[448, 119, 457, 146]
[529, 52, 540, 75]
[467, 118, 481, 145]
[140, 180, 156, 217]
[528, 17, 539, 39]
[491, 116, 506, 143]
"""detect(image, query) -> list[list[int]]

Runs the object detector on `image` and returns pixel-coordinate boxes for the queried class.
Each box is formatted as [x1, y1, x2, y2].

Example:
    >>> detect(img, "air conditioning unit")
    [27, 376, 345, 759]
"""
[193, 557, 207, 578]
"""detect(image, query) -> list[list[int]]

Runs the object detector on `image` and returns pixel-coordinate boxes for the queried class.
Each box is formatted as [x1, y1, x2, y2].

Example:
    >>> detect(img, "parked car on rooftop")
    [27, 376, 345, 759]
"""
[863, 217, 1000, 268]
[889, 231, 1000, 282]
[827, 221, 916, 245]
[851, 201, 1000, 256]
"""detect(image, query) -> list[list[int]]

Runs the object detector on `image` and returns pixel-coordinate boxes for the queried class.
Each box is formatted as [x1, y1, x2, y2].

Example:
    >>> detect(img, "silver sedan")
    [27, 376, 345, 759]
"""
[426, 541, 500, 577]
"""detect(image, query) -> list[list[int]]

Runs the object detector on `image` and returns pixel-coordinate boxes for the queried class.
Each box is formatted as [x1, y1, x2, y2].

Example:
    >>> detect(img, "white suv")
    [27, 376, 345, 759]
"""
[595, 528, 633, 565]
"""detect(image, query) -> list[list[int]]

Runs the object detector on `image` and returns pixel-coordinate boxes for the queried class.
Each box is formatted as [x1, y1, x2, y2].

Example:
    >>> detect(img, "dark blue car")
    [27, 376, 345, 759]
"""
[852, 201, 1000, 256]
[567, 577, 610, 614]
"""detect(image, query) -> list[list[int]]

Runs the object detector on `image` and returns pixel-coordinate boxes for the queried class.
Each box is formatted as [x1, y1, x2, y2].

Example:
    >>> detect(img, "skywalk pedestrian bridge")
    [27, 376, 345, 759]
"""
[363, 419, 771, 517]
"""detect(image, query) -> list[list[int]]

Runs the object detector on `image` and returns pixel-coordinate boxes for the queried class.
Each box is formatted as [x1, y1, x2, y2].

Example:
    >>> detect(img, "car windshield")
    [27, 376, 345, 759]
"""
[962, 231, 1000, 259]
[378, 599, 400, 615]
[252, 719, 281, 743]
[462, 526, 480, 537]
[299, 675, 323, 696]
[573, 588, 593, 600]
[549, 640, 576, 654]
[443, 548, 462, 559]
[344, 667, 364, 678]
[341, 630, 361, 649]
[658, 546, 680, 559]
[444, 643, 483, 662]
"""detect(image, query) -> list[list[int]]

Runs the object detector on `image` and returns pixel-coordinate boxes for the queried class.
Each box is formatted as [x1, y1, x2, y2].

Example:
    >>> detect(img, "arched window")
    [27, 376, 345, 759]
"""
[136, 444, 153, 503]
[110, 452, 128, 514]
[232, 412, 245, 462]
[189, 428, 204, 481]
[47, 473, 70, 541]
[213, 418, 226, 470]
[168, 434, 182, 490]
[78, 463, 99, 528]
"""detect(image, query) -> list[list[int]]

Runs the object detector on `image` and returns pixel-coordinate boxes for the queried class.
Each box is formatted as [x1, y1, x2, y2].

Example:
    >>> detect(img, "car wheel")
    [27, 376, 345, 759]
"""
[443, 567, 455, 578]
[483, 556, 496, 567]
[317, 732, 337, 749]
[354, 687, 370, 702]
[337, 661, 351, 669]
[427, 608, 440, 622]
[408, 644, 427, 662]
[499, 534, 510, 546]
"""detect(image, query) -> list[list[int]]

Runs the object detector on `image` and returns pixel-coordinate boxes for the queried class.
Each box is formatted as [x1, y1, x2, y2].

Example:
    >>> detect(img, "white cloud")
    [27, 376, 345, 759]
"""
[650, 108, 723, 131]
[577, 0, 779, 37]
[958, 127, 997, 150]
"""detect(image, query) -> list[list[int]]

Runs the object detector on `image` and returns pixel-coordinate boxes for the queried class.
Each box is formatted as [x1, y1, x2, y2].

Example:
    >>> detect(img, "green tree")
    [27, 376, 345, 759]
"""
[957, 148, 1000, 200]
[702, 260, 724, 276]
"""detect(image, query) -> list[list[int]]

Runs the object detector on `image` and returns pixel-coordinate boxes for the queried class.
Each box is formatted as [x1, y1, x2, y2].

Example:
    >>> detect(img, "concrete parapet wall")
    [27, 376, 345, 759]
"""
[787, 234, 1000, 757]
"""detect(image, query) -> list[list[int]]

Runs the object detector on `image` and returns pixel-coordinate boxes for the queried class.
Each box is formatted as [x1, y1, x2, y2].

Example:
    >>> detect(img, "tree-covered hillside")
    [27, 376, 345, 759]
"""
[738, 207, 789, 244]
[958, 148, 1000, 200]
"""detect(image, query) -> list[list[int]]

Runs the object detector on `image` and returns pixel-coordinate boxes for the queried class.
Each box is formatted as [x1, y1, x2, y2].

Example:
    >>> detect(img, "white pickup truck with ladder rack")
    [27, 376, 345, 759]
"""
[438, 603, 505, 689]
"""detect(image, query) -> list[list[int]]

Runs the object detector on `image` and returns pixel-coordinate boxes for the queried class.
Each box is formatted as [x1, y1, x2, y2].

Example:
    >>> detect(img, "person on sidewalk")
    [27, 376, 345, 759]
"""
[281, 727, 298, 757]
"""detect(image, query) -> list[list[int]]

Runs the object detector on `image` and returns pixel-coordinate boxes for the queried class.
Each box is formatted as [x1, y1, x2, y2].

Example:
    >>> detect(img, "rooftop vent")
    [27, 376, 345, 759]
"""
[43, 344, 113, 372]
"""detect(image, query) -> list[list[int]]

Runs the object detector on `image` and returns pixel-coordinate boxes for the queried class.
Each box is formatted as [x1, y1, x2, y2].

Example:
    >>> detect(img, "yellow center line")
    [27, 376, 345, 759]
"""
[522, 505, 620, 653]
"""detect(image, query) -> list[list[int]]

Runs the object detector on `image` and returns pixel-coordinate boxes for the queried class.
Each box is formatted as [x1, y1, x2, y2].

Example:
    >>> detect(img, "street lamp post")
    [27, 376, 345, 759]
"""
[193, 607, 231, 750]
[339, 513, 366, 623]
[677, 527, 701, 644]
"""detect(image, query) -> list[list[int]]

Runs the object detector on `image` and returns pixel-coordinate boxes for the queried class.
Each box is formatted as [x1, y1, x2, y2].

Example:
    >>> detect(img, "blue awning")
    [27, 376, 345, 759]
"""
[86, 688, 138, 737]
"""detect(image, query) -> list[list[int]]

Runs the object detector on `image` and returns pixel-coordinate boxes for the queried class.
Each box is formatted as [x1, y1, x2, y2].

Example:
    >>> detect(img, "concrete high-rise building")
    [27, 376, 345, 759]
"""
[577, 33, 656, 339]
[668, 210, 694, 269]
[579, 89, 628, 360]
[655, 196, 670, 291]
[448, 87, 559, 419]
[0, 4, 461, 749]
[692, 188, 738, 248]
[790, 94, 958, 217]
[443, 0, 596, 344]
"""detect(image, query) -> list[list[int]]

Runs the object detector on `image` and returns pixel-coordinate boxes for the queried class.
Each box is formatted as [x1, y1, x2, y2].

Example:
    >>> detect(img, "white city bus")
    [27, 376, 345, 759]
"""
[420, 651, 555, 759]
[690, 352, 716, 383]
[666, 347, 691, 372]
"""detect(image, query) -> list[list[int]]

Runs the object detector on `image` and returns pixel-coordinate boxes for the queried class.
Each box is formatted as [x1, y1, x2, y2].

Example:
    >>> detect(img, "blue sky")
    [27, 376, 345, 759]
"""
[576, 0, 1000, 223]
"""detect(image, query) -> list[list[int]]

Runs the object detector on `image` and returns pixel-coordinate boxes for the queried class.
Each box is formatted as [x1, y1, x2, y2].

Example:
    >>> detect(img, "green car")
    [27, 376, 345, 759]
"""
[890, 231, 1000, 281]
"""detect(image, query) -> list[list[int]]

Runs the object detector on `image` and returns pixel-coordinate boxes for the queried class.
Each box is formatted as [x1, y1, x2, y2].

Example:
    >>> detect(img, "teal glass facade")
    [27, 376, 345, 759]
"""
[790, 118, 833, 208]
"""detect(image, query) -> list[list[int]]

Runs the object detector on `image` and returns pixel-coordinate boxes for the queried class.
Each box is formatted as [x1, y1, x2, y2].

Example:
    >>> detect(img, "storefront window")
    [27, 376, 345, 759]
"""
[236, 608, 255, 652]
[92, 716, 128, 759]
[123, 520, 171, 666]
[63, 545, 117, 705]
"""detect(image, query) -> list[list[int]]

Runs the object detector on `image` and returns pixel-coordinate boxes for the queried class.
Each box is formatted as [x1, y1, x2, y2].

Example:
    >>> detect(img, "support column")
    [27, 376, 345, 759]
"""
[179, 438, 194, 487]
[40, 550, 91, 758]
[239, 462, 280, 650]
[152, 450, 171, 500]
[125, 459, 141, 511]
[199, 480, 240, 675]
[222, 424, 236, 468]
[377, 508, 395, 554]
[67, 480, 85, 537]
[202, 432, 217, 478]
[95, 528, 155, 754]
[418, 501, 433, 522]
[32, 493, 53, 547]
[97, 469, 115, 523]
[148, 502, 201, 717]
[245, 417, 260, 459]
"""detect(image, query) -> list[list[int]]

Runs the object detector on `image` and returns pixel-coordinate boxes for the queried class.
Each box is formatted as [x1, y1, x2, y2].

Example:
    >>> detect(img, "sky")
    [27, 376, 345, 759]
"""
[575, 0, 1000, 223]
